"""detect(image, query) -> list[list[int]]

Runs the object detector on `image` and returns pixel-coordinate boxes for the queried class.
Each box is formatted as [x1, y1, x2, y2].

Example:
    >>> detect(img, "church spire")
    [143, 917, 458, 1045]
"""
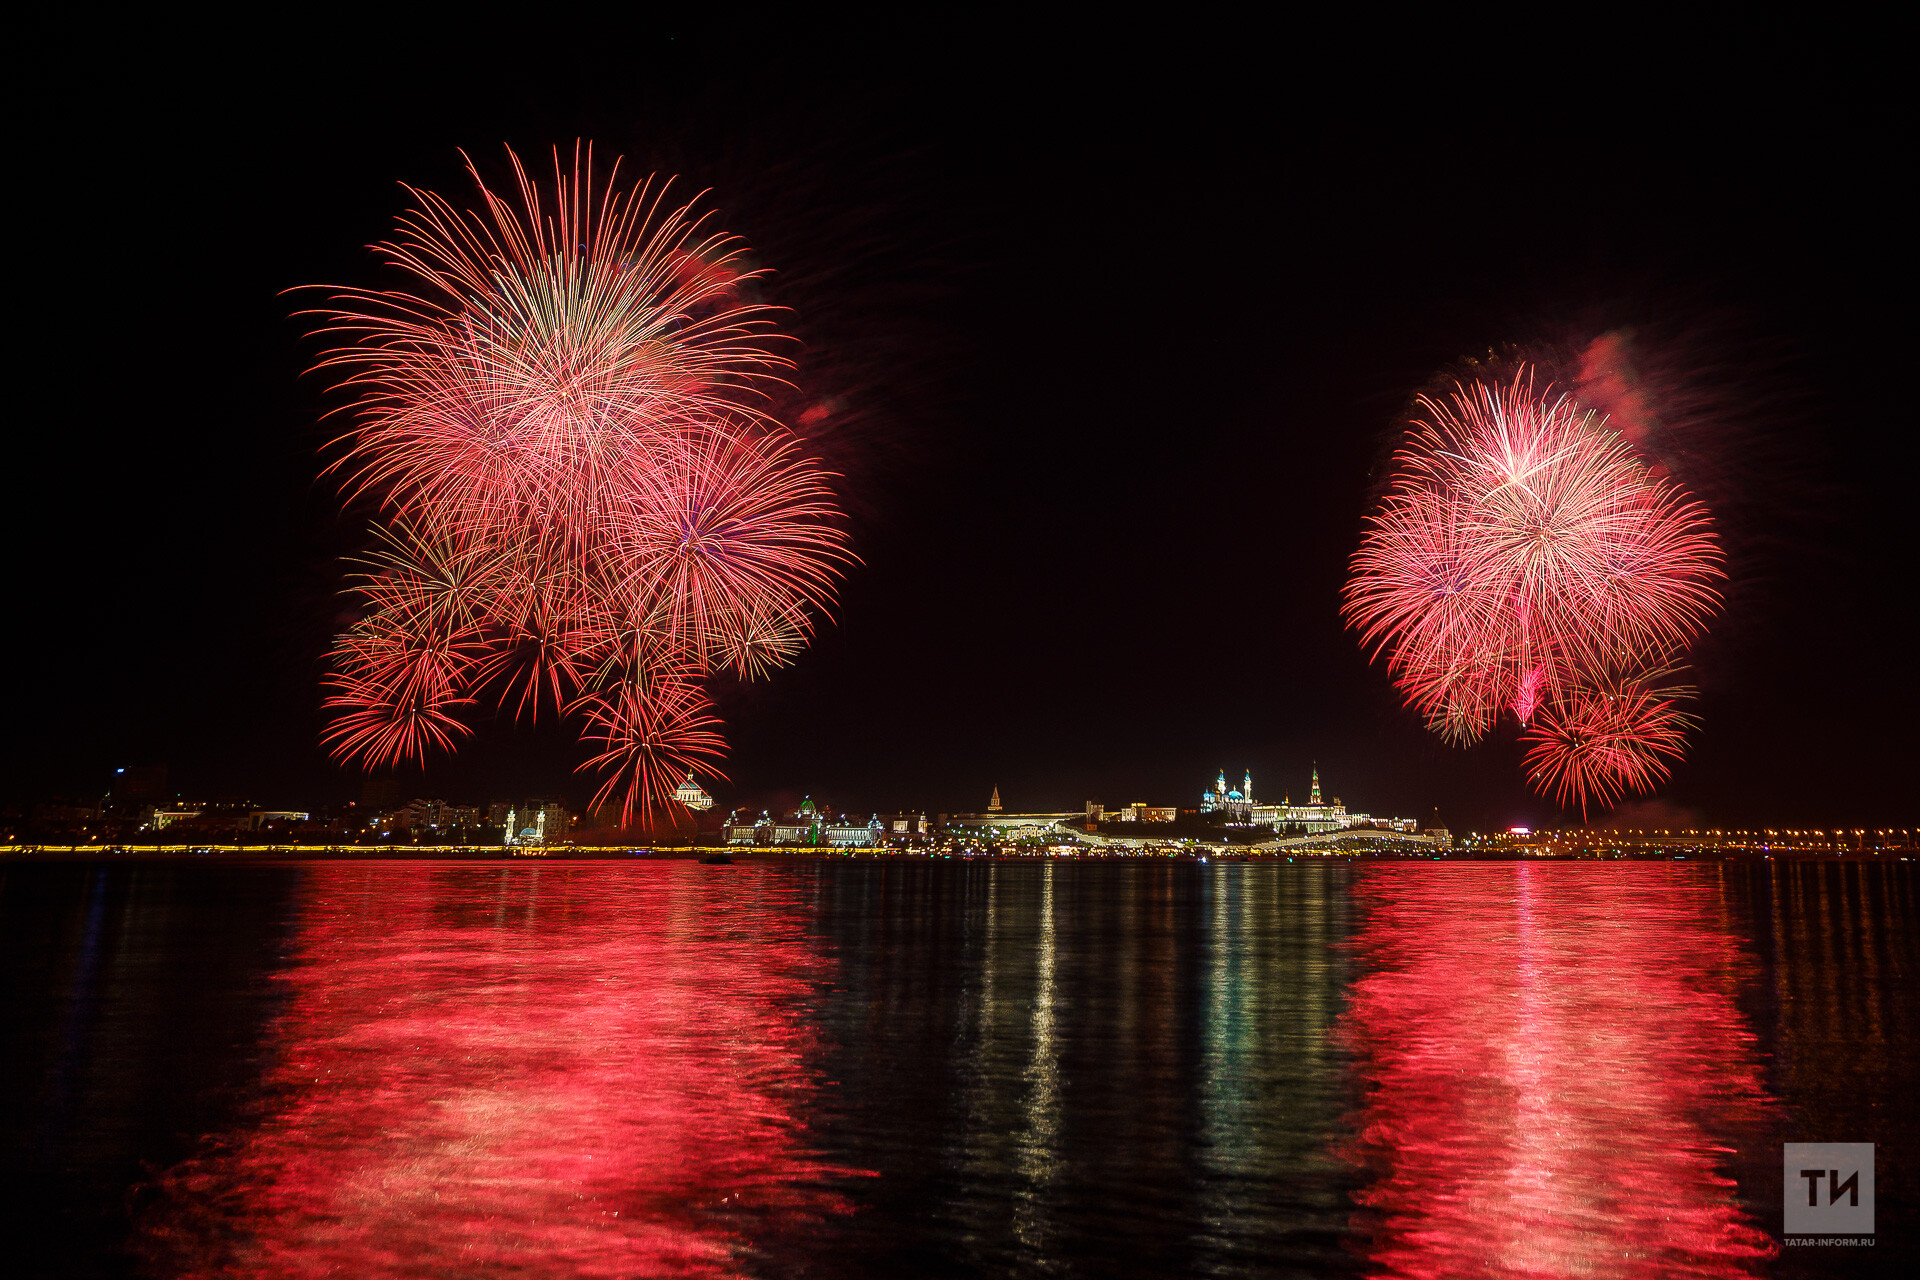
[988, 786, 1002, 813]
[1310, 763, 1322, 806]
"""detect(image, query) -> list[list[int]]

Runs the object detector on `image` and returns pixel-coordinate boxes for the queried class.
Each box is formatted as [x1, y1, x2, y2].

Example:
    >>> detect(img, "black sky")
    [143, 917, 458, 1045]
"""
[9, 10, 1914, 831]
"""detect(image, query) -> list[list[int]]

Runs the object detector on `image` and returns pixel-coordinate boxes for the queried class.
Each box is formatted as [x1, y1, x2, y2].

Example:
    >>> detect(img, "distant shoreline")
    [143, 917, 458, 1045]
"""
[2, 845, 1911, 864]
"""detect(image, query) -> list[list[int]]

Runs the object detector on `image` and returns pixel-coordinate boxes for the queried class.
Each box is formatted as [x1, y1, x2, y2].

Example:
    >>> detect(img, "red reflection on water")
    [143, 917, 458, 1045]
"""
[1340, 864, 1775, 1279]
[138, 863, 857, 1278]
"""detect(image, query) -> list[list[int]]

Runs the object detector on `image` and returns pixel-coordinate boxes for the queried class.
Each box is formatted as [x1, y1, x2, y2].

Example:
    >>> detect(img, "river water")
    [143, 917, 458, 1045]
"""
[3, 858, 1913, 1277]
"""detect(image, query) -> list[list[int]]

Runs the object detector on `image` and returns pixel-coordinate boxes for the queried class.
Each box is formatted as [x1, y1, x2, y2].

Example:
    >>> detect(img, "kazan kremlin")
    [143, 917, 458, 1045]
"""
[719, 766, 1441, 852]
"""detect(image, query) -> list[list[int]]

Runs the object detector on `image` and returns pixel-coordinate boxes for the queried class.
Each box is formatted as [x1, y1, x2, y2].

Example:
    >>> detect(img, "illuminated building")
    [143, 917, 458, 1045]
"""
[502, 799, 570, 845]
[384, 799, 481, 837]
[397, 799, 449, 831]
[948, 809, 1084, 833]
[1107, 803, 1177, 823]
[1199, 769, 1256, 822]
[824, 816, 885, 847]
[878, 812, 933, 839]
[723, 807, 932, 847]
[726, 797, 856, 846]
[673, 774, 714, 811]
[772, 798, 824, 845]
[1180, 764, 1422, 837]
[1249, 765, 1355, 834]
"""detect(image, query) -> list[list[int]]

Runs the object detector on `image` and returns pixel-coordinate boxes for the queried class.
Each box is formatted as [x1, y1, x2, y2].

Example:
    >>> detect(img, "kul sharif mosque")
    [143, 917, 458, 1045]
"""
[1199, 765, 1359, 833]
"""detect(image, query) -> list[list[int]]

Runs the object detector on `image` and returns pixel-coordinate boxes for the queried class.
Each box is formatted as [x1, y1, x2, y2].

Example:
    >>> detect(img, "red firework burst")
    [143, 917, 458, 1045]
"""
[577, 672, 730, 825]
[304, 146, 852, 822]
[604, 426, 847, 674]
[1344, 369, 1722, 813]
[1522, 683, 1695, 820]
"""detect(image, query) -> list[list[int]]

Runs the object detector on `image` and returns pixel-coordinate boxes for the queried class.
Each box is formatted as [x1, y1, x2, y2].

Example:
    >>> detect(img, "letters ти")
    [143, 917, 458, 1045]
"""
[1800, 1167, 1862, 1207]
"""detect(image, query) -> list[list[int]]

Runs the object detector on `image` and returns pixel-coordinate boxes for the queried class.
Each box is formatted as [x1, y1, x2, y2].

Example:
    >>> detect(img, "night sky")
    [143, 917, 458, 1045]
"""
[11, 12, 1912, 831]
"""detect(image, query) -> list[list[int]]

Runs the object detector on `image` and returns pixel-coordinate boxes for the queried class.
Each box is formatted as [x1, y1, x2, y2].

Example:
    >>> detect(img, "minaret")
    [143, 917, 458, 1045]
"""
[1243, 770, 1253, 803]
[1216, 769, 1227, 797]
[988, 786, 1002, 813]
[1310, 763, 1322, 807]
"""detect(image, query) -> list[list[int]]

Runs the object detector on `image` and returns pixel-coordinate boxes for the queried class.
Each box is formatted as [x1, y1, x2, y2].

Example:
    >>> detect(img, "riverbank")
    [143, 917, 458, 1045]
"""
[3, 843, 1913, 863]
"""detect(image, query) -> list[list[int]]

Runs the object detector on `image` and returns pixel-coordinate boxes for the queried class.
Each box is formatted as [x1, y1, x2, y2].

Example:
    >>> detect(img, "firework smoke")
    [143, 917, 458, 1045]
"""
[1344, 369, 1722, 816]
[306, 146, 852, 823]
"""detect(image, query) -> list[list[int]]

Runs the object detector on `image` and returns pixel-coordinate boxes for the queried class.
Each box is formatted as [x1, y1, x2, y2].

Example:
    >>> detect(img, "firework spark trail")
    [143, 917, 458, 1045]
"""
[305, 146, 853, 822]
[1522, 682, 1697, 819]
[1344, 370, 1722, 813]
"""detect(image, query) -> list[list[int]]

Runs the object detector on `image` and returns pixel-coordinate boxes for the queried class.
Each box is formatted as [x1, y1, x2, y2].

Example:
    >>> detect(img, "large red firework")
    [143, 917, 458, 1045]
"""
[307, 146, 852, 822]
[1344, 370, 1721, 814]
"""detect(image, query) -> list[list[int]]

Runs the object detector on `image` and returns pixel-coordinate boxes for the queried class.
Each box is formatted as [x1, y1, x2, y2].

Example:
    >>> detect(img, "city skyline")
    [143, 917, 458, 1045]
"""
[15, 757, 1909, 853]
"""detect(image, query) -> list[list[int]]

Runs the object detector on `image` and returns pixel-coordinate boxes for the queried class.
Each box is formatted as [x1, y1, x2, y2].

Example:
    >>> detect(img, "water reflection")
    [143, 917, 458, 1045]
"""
[134, 862, 855, 1278]
[24, 858, 1910, 1277]
[1013, 860, 1060, 1252]
[1340, 864, 1776, 1278]
[1194, 865, 1352, 1274]
[1740, 860, 1920, 1277]
[806, 861, 1358, 1278]
[1759, 860, 1916, 1121]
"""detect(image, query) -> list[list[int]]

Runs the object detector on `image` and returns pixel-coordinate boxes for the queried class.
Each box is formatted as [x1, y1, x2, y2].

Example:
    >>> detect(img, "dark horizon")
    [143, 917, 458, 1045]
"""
[9, 12, 1913, 832]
